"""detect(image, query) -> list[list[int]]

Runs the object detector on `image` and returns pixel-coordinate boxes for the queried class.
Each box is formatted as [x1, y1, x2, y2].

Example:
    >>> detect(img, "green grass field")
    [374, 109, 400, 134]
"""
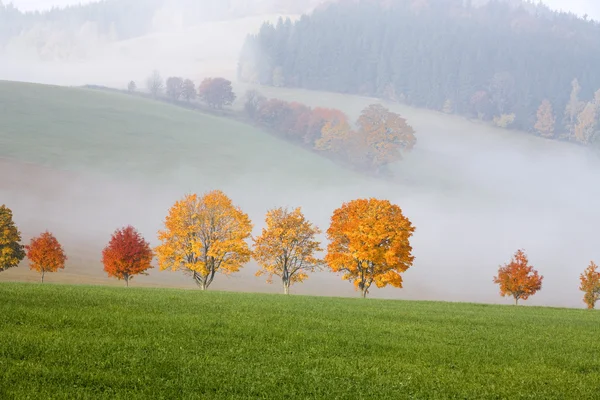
[0, 80, 361, 187]
[1, 283, 599, 399]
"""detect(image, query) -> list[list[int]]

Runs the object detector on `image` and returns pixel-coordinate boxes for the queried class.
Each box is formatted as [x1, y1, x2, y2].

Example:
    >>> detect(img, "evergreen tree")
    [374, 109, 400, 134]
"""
[240, 0, 600, 141]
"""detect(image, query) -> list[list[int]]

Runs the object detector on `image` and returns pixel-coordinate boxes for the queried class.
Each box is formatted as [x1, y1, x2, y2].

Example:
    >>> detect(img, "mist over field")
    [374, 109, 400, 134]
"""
[2, 0, 600, 309]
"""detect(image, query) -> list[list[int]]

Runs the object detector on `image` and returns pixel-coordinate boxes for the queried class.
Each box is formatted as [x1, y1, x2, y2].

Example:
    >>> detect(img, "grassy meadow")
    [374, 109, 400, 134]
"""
[0, 80, 361, 187]
[1, 283, 599, 399]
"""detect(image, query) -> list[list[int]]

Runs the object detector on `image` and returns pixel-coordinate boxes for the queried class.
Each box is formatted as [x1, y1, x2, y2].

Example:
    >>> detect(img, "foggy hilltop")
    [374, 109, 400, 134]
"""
[2, 0, 600, 309]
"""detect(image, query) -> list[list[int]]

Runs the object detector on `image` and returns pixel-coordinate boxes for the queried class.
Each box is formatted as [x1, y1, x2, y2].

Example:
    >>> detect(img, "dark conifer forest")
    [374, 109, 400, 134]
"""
[239, 0, 600, 144]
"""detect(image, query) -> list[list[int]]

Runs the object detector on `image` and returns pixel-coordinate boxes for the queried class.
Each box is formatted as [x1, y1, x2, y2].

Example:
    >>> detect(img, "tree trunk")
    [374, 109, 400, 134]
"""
[126, 276, 129, 287]
[41, 270, 45, 284]
[283, 281, 290, 295]
[361, 288, 368, 298]
[515, 297, 519, 305]
[201, 281, 207, 291]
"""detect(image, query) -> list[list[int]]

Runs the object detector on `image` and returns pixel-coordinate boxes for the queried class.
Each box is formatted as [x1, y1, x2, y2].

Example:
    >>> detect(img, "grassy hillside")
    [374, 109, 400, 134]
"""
[0, 80, 360, 187]
[1, 283, 599, 399]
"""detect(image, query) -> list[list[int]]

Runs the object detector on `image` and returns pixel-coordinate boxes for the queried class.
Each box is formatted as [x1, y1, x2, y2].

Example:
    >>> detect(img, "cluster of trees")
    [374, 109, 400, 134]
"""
[3, 199, 600, 307]
[155, 191, 415, 298]
[244, 91, 416, 173]
[134, 71, 237, 110]
[127, 71, 417, 174]
[239, 0, 600, 146]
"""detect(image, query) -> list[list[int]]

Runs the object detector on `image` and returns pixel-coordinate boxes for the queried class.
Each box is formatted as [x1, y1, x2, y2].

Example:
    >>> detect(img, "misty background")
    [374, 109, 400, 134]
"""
[2, 0, 600, 308]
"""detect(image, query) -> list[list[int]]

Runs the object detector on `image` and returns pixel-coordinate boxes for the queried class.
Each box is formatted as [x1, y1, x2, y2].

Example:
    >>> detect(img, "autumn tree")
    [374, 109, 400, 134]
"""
[574, 102, 598, 144]
[146, 69, 163, 98]
[166, 76, 184, 101]
[0, 205, 25, 273]
[580, 261, 600, 309]
[156, 191, 252, 290]
[493, 249, 543, 305]
[325, 198, 415, 298]
[253, 207, 323, 294]
[315, 117, 353, 156]
[102, 226, 153, 287]
[356, 104, 417, 171]
[197, 77, 236, 109]
[182, 79, 197, 102]
[534, 99, 556, 138]
[307, 107, 348, 146]
[564, 78, 585, 137]
[492, 113, 516, 128]
[25, 231, 67, 283]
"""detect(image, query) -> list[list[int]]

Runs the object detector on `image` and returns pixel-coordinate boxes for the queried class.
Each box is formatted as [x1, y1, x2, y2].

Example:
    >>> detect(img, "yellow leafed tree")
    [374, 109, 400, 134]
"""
[315, 117, 352, 154]
[534, 99, 556, 138]
[155, 191, 253, 290]
[575, 102, 597, 145]
[325, 198, 415, 298]
[253, 207, 323, 294]
[356, 104, 416, 171]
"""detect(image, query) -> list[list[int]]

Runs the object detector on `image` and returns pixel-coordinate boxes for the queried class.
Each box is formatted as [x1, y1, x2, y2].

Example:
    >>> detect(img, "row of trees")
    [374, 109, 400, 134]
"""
[244, 91, 417, 173]
[128, 72, 417, 174]
[138, 71, 237, 109]
[2, 200, 600, 307]
[239, 1, 600, 146]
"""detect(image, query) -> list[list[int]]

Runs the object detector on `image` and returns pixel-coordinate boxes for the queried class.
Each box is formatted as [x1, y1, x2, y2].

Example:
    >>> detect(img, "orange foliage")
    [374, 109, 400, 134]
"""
[156, 191, 253, 290]
[356, 104, 417, 170]
[579, 261, 600, 309]
[325, 198, 415, 298]
[25, 231, 67, 283]
[493, 249, 543, 305]
[197, 77, 236, 109]
[102, 226, 153, 287]
[306, 107, 348, 145]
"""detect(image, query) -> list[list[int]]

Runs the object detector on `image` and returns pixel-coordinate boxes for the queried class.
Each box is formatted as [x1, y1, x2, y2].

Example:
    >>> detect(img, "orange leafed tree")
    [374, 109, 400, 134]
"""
[25, 231, 67, 283]
[102, 226, 153, 287]
[325, 198, 415, 298]
[253, 207, 323, 294]
[197, 77, 236, 109]
[356, 104, 417, 170]
[493, 249, 543, 305]
[156, 191, 253, 290]
[579, 261, 600, 309]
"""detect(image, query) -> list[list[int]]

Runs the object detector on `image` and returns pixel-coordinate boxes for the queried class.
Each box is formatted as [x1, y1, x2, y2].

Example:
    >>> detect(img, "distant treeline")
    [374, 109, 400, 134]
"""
[239, 0, 600, 146]
[0, 0, 319, 47]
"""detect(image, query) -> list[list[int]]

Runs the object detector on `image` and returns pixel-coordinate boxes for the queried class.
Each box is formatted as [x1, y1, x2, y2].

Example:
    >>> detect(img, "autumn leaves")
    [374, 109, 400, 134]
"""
[154, 192, 416, 297]
[156, 191, 253, 291]
[244, 94, 417, 175]
[3, 198, 600, 307]
[325, 199, 415, 298]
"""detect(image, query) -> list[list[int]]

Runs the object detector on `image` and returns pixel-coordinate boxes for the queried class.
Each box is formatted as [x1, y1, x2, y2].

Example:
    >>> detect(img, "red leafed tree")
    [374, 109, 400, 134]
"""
[580, 261, 600, 309]
[197, 77, 236, 109]
[305, 107, 348, 145]
[25, 231, 67, 283]
[102, 226, 153, 287]
[493, 249, 543, 305]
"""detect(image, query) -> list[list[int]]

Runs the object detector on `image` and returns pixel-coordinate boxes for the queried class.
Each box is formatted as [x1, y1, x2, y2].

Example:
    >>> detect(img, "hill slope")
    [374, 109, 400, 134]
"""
[1, 283, 599, 399]
[2, 81, 600, 308]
